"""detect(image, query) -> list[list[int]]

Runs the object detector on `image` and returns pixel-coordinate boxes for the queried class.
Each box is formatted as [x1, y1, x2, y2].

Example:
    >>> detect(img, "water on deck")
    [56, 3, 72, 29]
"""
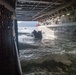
[19, 28, 76, 75]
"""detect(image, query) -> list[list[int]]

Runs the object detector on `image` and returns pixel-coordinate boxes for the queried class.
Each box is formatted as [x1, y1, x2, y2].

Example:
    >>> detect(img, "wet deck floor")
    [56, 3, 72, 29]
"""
[19, 34, 76, 75]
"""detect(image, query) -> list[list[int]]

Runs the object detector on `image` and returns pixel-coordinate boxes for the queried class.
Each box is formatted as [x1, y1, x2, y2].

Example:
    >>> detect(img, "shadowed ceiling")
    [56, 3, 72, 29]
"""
[4, 0, 76, 21]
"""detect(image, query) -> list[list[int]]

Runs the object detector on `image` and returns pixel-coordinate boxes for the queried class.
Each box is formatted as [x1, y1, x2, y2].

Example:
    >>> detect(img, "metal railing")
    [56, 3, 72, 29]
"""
[14, 38, 22, 75]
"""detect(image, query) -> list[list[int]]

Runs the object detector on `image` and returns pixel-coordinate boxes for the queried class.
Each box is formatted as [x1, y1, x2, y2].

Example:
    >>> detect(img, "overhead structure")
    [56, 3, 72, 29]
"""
[3, 0, 16, 8]
[16, 0, 76, 21]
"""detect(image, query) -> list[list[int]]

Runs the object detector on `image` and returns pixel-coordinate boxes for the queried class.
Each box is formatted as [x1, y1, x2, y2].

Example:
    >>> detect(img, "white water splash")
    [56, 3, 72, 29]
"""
[38, 26, 56, 40]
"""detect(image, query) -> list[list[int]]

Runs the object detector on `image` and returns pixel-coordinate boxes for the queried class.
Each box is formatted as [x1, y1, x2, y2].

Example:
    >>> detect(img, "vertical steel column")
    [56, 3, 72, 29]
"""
[0, 4, 22, 75]
[14, 19, 22, 75]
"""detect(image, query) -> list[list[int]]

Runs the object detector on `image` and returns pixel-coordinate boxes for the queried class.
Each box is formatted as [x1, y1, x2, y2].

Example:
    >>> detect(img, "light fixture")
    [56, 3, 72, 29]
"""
[58, 18, 60, 21]
[57, 16, 59, 19]
[16, 8, 22, 9]
[20, 5, 23, 6]
[61, 15, 65, 17]
[67, 13, 70, 15]
[21, 1, 24, 3]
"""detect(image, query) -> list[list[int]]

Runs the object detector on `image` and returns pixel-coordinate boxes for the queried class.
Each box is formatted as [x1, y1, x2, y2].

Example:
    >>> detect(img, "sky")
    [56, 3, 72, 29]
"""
[18, 21, 38, 27]
[18, 21, 38, 32]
